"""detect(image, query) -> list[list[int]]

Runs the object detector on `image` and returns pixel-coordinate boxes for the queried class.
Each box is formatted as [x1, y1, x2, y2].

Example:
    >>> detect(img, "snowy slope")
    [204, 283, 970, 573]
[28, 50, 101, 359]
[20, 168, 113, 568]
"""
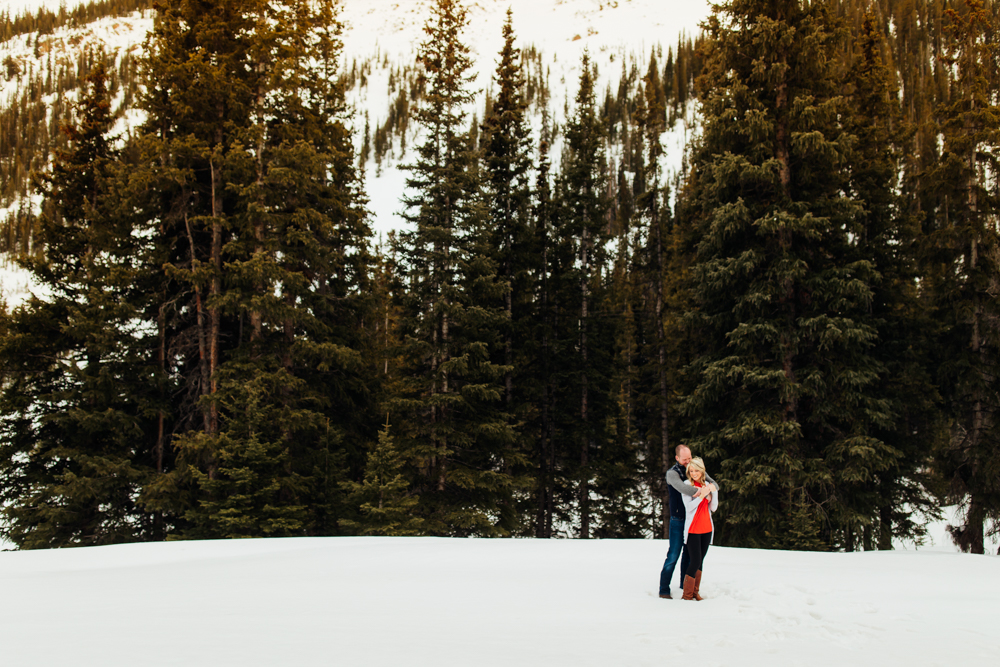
[1, 0, 711, 301]
[0, 532, 997, 666]
[340, 0, 708, 79]
[344, 0, 709, 236]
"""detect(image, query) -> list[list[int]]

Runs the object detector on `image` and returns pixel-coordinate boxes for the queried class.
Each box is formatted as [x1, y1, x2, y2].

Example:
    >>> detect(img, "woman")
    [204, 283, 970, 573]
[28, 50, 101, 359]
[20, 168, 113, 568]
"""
[680, 457, 718, 601]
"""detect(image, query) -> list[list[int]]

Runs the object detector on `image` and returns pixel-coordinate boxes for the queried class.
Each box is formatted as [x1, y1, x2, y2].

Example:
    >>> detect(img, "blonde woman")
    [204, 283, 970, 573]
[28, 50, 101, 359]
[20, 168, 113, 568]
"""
[680, 457, 718, 601]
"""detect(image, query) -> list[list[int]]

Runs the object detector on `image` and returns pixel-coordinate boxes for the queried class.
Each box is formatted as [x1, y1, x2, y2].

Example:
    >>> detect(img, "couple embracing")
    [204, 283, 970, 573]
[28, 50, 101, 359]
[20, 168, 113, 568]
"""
[658, 444, 719, 601]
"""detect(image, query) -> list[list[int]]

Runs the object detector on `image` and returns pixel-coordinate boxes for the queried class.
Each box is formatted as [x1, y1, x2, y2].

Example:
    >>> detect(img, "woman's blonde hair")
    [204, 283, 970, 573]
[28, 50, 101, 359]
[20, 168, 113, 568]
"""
[686, 457, 707, 481]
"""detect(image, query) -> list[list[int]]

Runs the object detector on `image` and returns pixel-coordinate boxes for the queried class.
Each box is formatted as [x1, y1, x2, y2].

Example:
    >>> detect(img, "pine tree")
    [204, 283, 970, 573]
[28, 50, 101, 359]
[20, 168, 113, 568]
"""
[0, 64, 158, 548]
[479, 9, 534, 533]
[394, 0, 520, 536]
[678, 0, 896, 550]
[557, 51, 611, 538]
[923, 0, 1000, 555]
[341, 423, 424, 536]
[595, 158, 647, 538]
[527, 107, 567, 537]
[137, 0, 376, 538]
[135, 0, 260, 455]
[633, 53, 675, 538]
[840, 12, 943, 550]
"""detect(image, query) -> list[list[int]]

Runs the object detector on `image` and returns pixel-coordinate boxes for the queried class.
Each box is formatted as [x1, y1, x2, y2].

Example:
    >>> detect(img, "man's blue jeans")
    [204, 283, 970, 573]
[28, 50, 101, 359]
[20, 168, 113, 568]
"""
[658, 517, 689, 596]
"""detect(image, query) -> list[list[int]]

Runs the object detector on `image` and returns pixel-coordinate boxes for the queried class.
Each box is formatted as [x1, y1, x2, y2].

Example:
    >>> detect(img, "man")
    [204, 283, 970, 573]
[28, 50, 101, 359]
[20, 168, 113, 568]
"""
[658, 444, 718, 599]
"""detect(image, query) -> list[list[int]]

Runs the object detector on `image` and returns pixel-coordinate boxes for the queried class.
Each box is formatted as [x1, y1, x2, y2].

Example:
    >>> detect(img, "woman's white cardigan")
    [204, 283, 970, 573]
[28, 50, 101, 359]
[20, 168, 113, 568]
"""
[681, 484, 719, 544]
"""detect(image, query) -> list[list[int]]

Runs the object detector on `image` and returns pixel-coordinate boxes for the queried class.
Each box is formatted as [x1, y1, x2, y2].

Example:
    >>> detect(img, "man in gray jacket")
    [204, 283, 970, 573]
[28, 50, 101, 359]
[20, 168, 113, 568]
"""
[658, 444, 718, 598]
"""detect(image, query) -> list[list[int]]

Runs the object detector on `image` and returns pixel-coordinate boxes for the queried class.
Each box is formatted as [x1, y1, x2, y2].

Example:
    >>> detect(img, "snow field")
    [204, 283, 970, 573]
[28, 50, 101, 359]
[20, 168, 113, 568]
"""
[0, 534, 997, 666]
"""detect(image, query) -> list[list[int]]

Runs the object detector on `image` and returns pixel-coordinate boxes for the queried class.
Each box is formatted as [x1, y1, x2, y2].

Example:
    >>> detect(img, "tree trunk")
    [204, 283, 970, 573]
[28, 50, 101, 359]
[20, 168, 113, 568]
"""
[184, 212, 212, 437]
[654, 198, 670, 540]
[209, 153, 222, 438]
[580, 225, 591, 539]
[878, 501, 893, 550]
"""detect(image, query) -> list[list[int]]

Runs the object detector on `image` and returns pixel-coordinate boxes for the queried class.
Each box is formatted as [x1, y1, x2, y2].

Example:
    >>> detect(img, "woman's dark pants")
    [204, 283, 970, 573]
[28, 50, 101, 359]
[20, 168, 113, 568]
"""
[684, 531, 712, 578]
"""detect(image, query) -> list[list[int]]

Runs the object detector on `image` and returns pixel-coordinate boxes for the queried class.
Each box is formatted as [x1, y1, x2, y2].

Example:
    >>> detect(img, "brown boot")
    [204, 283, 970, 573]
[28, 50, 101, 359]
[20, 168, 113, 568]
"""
[681, 575, 696, 600]
[693, 570, 704, 601]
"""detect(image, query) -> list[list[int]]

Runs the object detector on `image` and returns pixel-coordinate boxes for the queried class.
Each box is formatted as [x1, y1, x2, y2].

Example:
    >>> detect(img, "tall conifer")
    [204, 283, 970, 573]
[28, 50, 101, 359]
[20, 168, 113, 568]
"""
[558, 52, 611, 538]
[0, 64, 157, 547]
[923, 0, 1000, 554]
[840, 13, 943, 550]
[634, 54, 676, 538]
[480, 9, 534, 532]
[394, 0, 520, 536]
[678, 0, 894, 549]
[136, 0, 375, 538]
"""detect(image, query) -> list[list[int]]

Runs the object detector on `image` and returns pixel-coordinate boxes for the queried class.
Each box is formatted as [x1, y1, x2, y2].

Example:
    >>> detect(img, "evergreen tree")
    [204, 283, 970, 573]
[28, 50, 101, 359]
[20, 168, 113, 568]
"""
[840, 12, 943, 550]
[634, 54, 675, 538]
[923, 0, 1000, 555]
[341, 422, 424, 536]
[134, 0, 260, 457]
[526, 107, 569, 537]
[394, 0, 520, 536]
[596, 158, 648, 538]
[135, 0, 376, 539]
[479, 9, 534, 533]
[557, 52, 612, 538]
[0, 64, 158, 548]
[678, 0, 896, 550]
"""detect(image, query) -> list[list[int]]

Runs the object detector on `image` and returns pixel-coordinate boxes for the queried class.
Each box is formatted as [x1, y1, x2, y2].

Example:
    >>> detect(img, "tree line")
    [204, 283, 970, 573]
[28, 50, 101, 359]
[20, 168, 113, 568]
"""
[0, 0, 998, 553]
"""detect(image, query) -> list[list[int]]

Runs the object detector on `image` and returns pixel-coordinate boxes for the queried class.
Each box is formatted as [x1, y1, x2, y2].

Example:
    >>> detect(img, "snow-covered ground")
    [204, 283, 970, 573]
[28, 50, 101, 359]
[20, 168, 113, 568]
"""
[0, 519, 996, 666]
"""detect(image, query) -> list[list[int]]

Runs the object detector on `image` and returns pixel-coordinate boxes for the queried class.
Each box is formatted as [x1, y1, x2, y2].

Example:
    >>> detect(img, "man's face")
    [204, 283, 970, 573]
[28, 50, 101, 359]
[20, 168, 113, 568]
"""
[676, 447, 691, 467]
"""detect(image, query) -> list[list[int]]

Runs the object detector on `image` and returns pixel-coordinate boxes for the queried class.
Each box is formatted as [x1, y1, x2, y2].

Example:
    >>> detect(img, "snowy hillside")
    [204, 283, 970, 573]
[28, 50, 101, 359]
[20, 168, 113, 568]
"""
[1, 530, 997, 666]
[1, 0, 710, 302]
[341, 0, 708, 235]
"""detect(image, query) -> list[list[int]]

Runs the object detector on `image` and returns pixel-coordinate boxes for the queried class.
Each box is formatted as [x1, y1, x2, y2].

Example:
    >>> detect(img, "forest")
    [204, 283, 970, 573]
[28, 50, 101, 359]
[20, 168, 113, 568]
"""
[0, 0, 998, 554]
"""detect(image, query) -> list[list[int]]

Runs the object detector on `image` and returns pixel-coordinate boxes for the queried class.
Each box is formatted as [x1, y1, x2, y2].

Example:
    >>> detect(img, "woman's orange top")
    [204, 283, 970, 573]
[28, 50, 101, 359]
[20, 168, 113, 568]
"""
[688, 481, 713, 534]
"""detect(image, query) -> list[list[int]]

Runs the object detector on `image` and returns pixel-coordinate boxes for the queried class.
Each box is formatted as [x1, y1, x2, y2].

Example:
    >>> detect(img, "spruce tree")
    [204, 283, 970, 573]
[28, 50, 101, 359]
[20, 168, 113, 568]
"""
[0, 64, 158, 548]
[923, 0, 1000, 555]
[136, 0, 376, 538]
[394, 0, 521, 536]
[840, 13, 943, 550]
[133, 0, 259, 456]
[480, 9, 534, 533]
[634, 54, 675, 538]
[341, 423, 424, 536]
[527, 109, 568, 537]
[678, 0, 896, 550]
[557, 52, 612, 538]
[596, 157, 647, 538]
